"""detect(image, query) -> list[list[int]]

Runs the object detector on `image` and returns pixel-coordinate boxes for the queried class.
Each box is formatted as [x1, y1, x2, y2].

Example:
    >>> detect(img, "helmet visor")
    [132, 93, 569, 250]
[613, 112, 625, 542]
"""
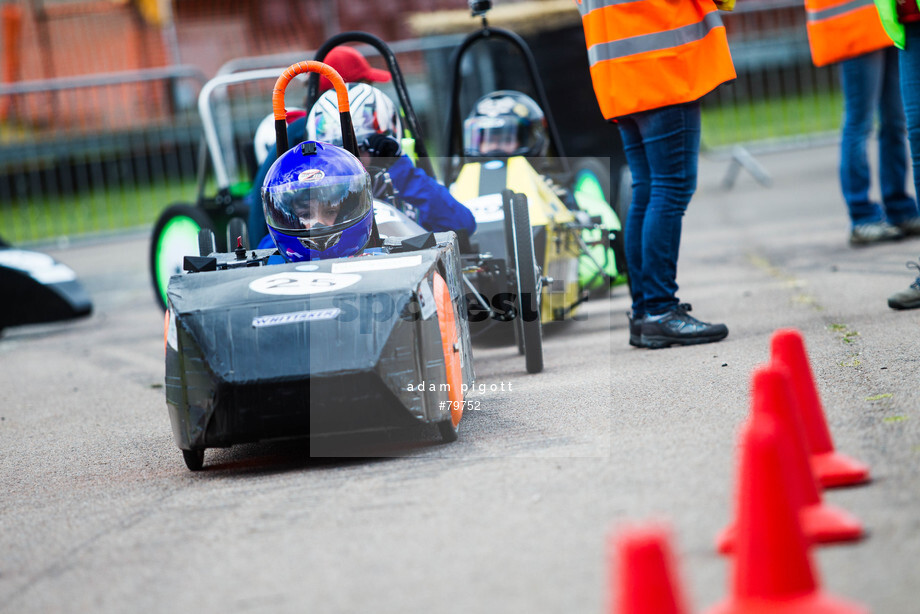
[352, 102, 381, 144]
[312, 105, 380, 147]
[311, 110, 343, 146]
[262, 171, 371, 236]
[464, 116, 522, 156]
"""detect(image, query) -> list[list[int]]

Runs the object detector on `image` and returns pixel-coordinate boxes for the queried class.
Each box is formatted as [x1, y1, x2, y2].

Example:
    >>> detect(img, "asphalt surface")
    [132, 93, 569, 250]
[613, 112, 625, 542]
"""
[1, 144, 919, 613]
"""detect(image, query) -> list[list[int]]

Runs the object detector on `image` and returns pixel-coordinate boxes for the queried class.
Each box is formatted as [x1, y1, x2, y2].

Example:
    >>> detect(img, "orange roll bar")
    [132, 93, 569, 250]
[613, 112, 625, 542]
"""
[272, 61, 348, 121]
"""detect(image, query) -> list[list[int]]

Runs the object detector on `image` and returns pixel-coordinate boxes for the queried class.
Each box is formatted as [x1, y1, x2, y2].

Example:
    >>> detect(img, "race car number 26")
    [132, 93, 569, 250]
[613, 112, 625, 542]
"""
[249, 272, 362, 296]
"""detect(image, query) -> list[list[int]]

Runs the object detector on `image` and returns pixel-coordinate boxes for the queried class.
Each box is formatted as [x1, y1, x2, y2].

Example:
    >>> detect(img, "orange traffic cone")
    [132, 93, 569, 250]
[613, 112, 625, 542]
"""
[716, 367, 864, 553]
[612, 524, 689, 614]
[705, 412, 868, 614]
[771, 329, 871, 488]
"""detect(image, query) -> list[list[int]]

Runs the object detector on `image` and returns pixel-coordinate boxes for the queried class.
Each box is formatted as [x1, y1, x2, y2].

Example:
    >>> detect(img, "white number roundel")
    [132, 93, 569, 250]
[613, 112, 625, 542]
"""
[465, 193, 505, 223]
[249, 272, 361, 295]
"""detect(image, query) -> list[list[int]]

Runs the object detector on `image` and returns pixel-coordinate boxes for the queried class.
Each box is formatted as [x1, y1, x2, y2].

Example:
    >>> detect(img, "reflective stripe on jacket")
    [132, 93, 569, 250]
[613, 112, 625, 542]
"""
[576, 0, 736, 119]
[805, 0, 891, 66]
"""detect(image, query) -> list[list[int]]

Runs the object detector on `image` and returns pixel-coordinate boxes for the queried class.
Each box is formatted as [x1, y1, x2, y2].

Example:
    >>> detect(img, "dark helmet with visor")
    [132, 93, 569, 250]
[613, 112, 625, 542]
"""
[261, 141, 373, 261]
[463, 90, 548, 158]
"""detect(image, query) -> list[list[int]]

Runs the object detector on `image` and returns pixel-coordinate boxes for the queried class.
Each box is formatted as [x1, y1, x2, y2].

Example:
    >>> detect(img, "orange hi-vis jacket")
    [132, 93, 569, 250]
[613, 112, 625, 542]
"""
[576, 0, 736, 120]
[804, 0, 891, 67]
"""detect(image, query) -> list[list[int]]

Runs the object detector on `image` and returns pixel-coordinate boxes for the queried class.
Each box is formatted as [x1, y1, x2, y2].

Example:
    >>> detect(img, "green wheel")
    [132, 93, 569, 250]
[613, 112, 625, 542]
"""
[572, 158, 625, 289]
[149, 204, 214, 311]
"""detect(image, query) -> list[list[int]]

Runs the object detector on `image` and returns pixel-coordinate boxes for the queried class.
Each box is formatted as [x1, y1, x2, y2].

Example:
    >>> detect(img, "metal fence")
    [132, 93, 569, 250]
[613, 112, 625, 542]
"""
[707, 0, 843, 186]
[0, 65, 207, 244]
[0, 0, 843, 245]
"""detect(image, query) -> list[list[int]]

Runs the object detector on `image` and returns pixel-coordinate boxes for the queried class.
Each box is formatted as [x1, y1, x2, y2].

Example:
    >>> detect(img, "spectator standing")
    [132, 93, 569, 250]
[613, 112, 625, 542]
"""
[874, 0, 920, 307]
[806, 0, 920, 246]
[574, 0, 734, 348]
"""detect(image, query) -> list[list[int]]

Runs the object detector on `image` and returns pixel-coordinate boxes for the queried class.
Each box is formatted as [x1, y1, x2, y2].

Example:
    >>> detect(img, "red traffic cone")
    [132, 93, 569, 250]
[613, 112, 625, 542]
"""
[716, 367, 863, 554]
[612, 524, 689, 614]
[771, 329, 871, 488]
[705, 412, 868, 614]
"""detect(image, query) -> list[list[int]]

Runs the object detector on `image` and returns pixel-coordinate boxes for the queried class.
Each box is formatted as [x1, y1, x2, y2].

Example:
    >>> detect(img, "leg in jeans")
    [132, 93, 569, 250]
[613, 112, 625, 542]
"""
[901, 24, 920, 201]
[617, 115, 652, 318]
[839, 51, 885, 226]
[617, 101, 700, 316]
[887, 25, 920, 310]
[877, 46, 919, 224]
[618, 101, 727, 347]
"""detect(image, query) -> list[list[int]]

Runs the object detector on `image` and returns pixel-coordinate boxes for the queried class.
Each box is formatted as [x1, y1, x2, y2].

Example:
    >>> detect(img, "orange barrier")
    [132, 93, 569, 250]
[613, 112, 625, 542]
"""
[770, 329, 871, 488]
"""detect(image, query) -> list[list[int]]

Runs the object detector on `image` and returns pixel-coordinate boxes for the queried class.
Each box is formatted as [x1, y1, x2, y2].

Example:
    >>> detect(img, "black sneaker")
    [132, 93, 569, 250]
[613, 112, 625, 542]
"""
[627, 312, 646, 347]
[888, 260, 920, 310]
[639, 303, 728, 349]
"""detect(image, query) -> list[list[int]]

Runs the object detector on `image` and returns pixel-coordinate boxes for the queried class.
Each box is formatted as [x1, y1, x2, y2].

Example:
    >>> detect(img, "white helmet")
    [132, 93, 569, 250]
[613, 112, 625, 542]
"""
[306, 83, 402, 147]
[253, 108, 304, 165]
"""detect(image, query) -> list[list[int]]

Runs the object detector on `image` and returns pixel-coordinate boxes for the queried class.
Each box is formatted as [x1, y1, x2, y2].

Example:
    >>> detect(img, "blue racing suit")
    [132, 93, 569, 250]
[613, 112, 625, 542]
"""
[380, 155, 476, 235]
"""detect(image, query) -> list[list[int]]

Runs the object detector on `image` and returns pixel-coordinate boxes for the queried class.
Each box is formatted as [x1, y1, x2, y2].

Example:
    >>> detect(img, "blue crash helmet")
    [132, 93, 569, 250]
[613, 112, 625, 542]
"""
[261, 141, 373, 261]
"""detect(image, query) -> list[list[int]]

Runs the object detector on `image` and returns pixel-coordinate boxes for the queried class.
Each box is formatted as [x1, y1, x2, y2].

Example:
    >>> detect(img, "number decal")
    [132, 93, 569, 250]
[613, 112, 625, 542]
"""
[249, 272, 362, 295]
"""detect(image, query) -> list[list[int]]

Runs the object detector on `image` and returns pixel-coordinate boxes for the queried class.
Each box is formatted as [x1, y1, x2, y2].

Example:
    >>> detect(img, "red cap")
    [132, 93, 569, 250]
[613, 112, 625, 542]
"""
[285, 109, 306, 124]
[318, 46, 391, 92]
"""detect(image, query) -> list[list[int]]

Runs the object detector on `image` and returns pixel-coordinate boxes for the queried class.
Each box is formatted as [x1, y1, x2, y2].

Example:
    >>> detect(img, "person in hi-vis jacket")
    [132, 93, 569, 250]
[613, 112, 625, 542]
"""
[575, 0, 735, 349]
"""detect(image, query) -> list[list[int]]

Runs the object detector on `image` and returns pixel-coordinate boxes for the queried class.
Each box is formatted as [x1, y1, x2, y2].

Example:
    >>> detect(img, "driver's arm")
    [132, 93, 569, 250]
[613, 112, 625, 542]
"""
[386, 156, 477, 236]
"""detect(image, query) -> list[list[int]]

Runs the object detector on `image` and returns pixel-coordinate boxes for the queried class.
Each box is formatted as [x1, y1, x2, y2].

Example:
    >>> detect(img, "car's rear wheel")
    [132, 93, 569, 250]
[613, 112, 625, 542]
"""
[150, 204, 215, 311]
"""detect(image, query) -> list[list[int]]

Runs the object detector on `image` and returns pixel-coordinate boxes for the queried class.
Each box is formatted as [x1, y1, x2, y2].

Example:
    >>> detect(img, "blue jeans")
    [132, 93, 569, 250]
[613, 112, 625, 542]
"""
[839, 47, 918, 226]
[617, 101, 700, 316]
[902, 24, 920, 203]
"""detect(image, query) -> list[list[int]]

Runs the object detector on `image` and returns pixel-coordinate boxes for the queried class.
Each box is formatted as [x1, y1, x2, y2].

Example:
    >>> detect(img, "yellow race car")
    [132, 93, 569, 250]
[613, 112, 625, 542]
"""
[440, 20, 624, 374]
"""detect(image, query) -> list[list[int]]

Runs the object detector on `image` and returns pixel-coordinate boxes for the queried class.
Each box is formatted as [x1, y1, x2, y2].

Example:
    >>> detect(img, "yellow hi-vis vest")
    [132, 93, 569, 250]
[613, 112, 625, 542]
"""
[576, 0, 736, 120]
[805, 0, 892, 67]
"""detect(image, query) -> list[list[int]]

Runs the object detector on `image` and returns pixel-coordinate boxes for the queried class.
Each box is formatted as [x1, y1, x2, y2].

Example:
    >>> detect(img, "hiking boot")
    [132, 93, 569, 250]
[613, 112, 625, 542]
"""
[627, 312, 646, 347]
[639, 303, 729, 349]
[896, 216, 920, 237]
[849, 221, 903, 246]
[888, 260, 920, 310]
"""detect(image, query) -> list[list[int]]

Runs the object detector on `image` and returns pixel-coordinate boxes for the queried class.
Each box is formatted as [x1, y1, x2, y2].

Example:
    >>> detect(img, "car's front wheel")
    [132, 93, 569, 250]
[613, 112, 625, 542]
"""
[149, 204, 215, 311]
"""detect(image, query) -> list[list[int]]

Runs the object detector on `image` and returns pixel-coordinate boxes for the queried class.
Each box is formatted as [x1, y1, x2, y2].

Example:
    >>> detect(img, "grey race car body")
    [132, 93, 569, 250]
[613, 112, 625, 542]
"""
[164, 223, 474, 468]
